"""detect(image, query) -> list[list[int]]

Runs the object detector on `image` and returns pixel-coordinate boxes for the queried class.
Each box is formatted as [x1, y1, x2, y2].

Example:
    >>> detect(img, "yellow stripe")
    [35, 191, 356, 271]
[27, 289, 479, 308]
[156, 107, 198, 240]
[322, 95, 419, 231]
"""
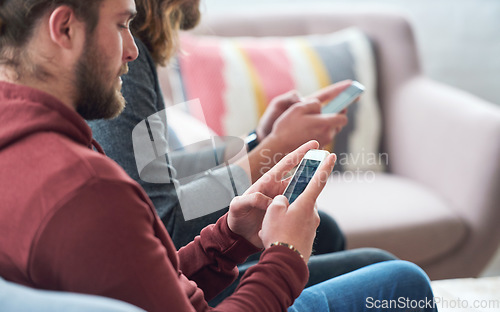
[298, 39, 335, 152]
[233, 43, 267, 118]
[297, 39, 331, 89]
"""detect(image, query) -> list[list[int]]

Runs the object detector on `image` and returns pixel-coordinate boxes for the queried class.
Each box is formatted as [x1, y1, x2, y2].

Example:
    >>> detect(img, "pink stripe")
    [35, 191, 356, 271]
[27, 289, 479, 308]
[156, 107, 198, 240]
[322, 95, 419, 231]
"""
[239, 39, 295, 109]
[179, 35, 226, 135]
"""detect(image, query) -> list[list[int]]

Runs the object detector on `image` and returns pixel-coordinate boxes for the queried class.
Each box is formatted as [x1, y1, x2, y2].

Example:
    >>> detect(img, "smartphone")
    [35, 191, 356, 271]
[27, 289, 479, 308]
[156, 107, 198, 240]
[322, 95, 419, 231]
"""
[283, 149, 330, 204]
[321, 81, 365, 114]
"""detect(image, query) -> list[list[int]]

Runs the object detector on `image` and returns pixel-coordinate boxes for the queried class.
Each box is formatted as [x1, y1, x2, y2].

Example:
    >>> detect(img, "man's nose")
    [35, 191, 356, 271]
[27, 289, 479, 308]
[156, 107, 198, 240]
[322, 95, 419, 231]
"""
[123, 31, 139, 62]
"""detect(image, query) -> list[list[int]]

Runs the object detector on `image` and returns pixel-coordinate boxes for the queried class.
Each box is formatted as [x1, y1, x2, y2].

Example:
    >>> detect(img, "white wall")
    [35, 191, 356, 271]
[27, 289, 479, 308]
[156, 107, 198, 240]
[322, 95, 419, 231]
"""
[202, 0, 500, 106]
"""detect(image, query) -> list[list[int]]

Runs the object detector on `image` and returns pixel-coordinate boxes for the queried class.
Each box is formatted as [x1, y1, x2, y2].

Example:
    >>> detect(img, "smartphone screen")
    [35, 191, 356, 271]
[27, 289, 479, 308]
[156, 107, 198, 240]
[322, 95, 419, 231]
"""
[322, 81, 365, 114]
[283, 159, 322, 204]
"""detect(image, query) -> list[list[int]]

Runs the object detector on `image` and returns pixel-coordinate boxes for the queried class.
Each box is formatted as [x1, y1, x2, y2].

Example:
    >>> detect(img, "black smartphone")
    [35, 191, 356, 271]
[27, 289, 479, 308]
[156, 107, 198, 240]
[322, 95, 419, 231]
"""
[283, 149, 329, 204]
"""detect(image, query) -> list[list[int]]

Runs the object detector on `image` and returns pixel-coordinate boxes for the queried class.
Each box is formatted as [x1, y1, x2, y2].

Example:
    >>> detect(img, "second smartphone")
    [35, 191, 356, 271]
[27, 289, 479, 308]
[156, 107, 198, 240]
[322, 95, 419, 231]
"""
[321, 81, 365, 114]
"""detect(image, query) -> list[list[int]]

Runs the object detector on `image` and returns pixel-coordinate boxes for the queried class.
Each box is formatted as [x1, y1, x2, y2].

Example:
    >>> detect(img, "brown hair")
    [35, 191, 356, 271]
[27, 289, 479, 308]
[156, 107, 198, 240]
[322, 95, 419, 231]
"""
[0, 0, 103, 77]
[131, 0, 186, 66]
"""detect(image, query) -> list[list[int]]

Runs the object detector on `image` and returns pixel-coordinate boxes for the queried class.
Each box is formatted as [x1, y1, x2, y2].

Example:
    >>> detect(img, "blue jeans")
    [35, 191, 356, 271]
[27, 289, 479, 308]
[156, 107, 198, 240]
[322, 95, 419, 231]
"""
[210, 248, 398, 306]
[0, 278, 144, 312]
[289, 260, 437, 312]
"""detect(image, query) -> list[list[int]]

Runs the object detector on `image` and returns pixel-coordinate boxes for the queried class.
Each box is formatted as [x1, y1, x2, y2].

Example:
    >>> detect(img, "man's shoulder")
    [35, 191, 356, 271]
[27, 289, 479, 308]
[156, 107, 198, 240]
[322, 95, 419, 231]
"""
[29, 132, 157, 235]
[0, 131, 155, 285]
[28, 131, 139, 194]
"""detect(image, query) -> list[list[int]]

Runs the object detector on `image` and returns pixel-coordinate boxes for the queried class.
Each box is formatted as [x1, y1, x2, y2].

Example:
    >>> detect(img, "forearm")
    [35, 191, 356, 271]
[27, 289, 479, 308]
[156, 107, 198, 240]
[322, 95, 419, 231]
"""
[178, 214, 260, 300]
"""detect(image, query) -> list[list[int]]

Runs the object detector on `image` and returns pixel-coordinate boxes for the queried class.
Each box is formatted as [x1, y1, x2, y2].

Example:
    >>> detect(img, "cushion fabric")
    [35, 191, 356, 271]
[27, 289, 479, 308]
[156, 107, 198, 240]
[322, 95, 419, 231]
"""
[168, 28, 384, 172]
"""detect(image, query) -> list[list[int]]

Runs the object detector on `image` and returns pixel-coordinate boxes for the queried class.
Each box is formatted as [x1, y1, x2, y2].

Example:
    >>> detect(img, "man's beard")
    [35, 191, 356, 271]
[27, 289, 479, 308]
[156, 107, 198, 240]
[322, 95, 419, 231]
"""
[180, 0, 201, 30]
[74, 40, 128, 120]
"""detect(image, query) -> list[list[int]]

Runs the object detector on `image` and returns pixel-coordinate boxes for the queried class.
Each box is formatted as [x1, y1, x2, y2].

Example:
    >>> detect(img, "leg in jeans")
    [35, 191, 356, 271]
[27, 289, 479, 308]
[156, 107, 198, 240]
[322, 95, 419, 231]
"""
[209, 248, 398, 307]
[289, 260, 437, 312]
[0, 278, 144, 312]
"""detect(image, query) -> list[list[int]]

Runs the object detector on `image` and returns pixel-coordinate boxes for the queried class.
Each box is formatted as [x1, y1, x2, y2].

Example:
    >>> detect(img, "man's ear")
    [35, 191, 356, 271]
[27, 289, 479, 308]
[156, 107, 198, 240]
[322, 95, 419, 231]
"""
[48, 6, 84, 50]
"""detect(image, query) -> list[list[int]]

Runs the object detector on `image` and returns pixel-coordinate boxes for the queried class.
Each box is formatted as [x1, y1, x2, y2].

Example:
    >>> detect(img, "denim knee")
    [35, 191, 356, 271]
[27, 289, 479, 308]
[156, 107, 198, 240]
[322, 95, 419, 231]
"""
[389, 260, 433, 294]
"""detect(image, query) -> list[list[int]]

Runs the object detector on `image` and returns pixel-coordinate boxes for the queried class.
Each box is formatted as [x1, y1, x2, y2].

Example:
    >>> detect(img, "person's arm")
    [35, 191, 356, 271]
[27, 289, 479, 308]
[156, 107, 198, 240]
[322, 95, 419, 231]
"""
[176, 214, 258, 299]
[218, 140, 338, 310]
[238, 82, 353, 183]
[29, 178, 308, 312]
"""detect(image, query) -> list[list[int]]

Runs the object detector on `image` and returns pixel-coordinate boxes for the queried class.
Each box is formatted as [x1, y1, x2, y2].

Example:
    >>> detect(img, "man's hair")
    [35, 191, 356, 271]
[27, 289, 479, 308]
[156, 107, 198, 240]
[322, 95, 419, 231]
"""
[0, 0, 104, 77]
[132, 0, 187, 66]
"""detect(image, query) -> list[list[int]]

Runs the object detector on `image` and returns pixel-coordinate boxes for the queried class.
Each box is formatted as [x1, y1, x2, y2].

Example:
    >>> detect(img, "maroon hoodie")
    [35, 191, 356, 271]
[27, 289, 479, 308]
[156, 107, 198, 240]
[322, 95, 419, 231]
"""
[0, 81, 308, 311]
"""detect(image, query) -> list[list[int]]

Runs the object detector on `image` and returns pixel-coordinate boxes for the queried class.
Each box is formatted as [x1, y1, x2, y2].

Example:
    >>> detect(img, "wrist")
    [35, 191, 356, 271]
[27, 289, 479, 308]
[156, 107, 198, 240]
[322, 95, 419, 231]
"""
[255, 127, 266, 143]
[242, 134, 287, 182]
[269, 241, 304, 260]
[244, 130, 260, 152]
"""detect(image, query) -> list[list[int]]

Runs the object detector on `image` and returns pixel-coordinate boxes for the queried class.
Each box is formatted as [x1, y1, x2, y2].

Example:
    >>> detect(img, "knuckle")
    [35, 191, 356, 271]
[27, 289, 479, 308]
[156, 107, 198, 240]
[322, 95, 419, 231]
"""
[275, 201, 288, 209]
[313, 214, 321, 227]
[273, 196, 289, 209]
[338, 114, 348, 124]
[277, 90, 301, 106]
[230, 195, 242, 206]
[324, 136, 333, 145]
[309, 98, 321, 105]
[288, 89, 300, 98]
[252, 192, 266, 203]
[308, 101, 321, 112]
[291, 103, 304, 113]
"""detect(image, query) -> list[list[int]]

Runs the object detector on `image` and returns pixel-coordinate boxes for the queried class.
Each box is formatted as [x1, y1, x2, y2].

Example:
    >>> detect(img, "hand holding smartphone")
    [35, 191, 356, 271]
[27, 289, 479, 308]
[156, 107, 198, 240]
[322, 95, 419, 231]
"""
[321, 81, 365, 114]
[283, 149, 330, 204]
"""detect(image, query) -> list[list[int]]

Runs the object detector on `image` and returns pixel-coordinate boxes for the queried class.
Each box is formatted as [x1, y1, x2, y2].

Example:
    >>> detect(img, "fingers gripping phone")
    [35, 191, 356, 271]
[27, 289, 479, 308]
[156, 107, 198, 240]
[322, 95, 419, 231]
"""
[283, 149, 330, 204]
[321, 81, 365, 114]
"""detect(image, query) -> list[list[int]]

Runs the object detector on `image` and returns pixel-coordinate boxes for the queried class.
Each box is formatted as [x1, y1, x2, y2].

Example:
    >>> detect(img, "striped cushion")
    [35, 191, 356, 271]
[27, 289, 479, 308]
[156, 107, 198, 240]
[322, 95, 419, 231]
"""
[169, 28, 384, 172]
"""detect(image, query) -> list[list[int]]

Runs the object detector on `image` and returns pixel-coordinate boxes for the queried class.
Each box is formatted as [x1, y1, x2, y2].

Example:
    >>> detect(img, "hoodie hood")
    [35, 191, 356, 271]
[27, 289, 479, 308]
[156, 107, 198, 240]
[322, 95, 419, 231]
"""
[0, 81, 95, 151]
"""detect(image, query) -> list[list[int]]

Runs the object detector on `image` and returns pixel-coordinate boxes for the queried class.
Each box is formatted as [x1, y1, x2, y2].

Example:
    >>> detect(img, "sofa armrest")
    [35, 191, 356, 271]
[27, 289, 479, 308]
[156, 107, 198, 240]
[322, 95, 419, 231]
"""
[387, 76, 500, 228]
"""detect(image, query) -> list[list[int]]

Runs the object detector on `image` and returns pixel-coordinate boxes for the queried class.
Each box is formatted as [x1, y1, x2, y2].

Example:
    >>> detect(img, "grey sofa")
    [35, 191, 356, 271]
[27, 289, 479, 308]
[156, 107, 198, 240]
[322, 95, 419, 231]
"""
[159, 9, 500, 280]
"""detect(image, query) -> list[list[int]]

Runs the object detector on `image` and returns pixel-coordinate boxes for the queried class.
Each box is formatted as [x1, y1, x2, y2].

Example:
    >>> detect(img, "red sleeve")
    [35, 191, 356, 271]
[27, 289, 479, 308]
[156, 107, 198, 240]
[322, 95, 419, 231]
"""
[180, 217, 309, 311]
[29, 179, 197, 312]
[215, 246, 309, 311]
[178, 215, 261, 300]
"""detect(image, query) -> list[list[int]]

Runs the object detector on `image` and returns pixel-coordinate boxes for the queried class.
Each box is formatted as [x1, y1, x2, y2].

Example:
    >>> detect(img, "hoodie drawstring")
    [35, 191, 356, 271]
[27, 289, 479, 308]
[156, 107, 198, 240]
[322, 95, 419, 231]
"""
[91, 139, 105, 154]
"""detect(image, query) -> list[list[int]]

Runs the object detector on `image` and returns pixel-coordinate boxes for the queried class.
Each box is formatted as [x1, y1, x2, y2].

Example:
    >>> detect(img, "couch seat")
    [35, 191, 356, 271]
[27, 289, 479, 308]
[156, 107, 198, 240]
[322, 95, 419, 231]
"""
[317, 172, 468, 265]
